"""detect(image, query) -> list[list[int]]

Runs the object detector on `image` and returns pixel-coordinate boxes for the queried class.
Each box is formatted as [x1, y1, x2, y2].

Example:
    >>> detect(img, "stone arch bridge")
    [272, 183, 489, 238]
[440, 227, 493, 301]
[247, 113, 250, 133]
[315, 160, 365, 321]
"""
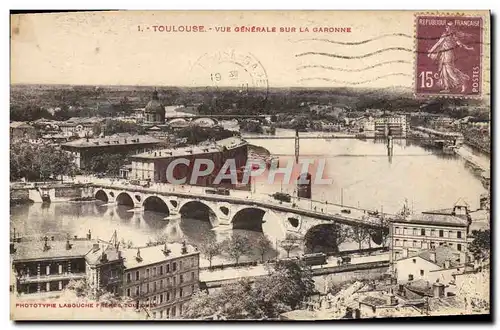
[91, 183, 388, 248]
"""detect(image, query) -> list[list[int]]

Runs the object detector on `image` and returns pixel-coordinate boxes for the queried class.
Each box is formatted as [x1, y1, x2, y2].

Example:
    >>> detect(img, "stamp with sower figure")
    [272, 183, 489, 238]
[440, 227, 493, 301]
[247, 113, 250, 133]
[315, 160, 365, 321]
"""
[415, 15, 483, 97]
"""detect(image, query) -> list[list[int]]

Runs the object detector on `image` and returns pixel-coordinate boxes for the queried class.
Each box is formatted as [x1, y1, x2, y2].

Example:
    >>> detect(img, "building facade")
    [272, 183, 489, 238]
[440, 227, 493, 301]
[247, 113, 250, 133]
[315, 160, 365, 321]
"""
[374, 115, 408, 137]
[12, 238, 92, 295]
[130, 136, 248, 188]
[121, 243, 200, 319]
[10, 122, 36, 140]
[389, 205, 470, 264]
[144, 90, 166, 125]
[61, 134, 163, 170]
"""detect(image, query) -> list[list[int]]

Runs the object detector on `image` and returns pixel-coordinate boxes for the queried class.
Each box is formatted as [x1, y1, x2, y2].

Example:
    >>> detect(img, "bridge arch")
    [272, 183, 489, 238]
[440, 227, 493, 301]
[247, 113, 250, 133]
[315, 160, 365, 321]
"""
[231, 206, 266, 232]
[304, 223, 344, 254]
[143, 196, 170, 215]
[95, 189, 109, 203]
[178, 200, 219, 227]
[116, 192, 134, 207]
[192, 117, 218, 127]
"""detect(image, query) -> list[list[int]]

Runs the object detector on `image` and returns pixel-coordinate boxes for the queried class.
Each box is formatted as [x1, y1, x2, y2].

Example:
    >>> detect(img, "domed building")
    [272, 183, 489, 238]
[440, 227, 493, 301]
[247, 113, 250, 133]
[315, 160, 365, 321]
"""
[144, 90, 166, 125]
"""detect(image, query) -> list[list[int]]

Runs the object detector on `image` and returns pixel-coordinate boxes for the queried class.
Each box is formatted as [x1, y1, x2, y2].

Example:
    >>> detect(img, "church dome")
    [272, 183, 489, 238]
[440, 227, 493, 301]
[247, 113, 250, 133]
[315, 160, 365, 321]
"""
[145, 90, 165, 115]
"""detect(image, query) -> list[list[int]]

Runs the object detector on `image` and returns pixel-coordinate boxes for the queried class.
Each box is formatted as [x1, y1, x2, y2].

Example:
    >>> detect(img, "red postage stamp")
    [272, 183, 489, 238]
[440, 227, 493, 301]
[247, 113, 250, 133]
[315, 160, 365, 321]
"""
[415, 15, 483, 97]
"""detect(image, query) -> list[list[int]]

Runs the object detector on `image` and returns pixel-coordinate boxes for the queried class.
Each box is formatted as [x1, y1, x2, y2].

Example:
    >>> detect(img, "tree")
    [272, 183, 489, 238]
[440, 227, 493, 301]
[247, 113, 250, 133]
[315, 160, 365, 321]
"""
[199, 240, 221, 268]
[350, 226, 370, 250]
[88, 154, 124, 175]
[253, 259, 316, 318]
[255, 235, 273, 263]
[469, 229, 490, 261]
[10, 141, 76, 181]
[281, 238, 301, 258]
[222, 233, 251, 265]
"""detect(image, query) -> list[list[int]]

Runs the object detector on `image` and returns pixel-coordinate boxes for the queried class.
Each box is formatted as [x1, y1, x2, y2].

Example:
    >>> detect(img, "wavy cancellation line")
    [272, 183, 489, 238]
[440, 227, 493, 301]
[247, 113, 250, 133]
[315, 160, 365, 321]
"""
[298, 73, 412, 86]
[292, 31, 489, 45]
[296, 43, 485, 60]
[296, 60, 411, 73]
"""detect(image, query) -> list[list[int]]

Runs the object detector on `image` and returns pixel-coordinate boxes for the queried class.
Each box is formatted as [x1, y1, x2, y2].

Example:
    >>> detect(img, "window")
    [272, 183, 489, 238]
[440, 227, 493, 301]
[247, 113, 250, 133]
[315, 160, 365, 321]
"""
[180, 261, 183, 270]
[173, 276, 176, 286]
[153, 312, 156, 319]
[160, 280, 163, 289]
[457, 244, 462, 251]
[127, 288, 130, 297]
[172, 306, 176, 317]
[160, 266, 163, 275]
[153, 267, 156, 277]
[439, 230, 444, 237]
[127, 273, 131, 283]
[395, 239, 401, 247]
[395, 227, 400, 235]
[408, 274, 414, 281]
[191, 285, 195, 295]
[180, 274, 184, 284]
[160, 311, 163, 319]
[180, 288, 183, 297]
[439, 242, 444, 246]
[153, 296, 157, 304]
[136, 271, 140, 281]
[403, 240, 408, 247]
[180, 304, 183, 315]
[413, 240, 418, 248]
[166, 308, 170, 318]
[420, 270, 424, 276]
[154, 281, 157, 292]
[431, 229, 436, 237]
[173, 262, 177, 272]
[412, 259, 416, 264]
[167, 292, 171, 301]
[191, 271, 195, 281]
[457, 231, 462, 239]
[135, 286, 140, 296]
[421, 229, 426, 236]
[146, 283, 150, 293]
[413, 228, 418, 236]
[146, 268, 150, 278]
[166, 264, 170, 273]
[403, 227, 408, 235]
[160, 294, 164, 304]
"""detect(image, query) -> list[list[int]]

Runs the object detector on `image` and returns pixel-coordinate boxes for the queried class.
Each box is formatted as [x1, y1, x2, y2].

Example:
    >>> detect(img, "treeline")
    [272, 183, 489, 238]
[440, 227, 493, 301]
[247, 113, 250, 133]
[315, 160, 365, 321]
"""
[10, 141, 76, 181]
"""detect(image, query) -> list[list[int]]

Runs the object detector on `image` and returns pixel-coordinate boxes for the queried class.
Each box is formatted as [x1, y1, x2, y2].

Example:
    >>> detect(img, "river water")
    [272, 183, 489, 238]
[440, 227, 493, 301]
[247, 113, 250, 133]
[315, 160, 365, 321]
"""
[10, 128, 488, 263]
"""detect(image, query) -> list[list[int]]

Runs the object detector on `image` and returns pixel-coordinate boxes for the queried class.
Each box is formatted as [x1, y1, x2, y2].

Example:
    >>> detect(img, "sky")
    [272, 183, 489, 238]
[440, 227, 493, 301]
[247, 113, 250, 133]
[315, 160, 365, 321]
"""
[10, 10, 490, 90]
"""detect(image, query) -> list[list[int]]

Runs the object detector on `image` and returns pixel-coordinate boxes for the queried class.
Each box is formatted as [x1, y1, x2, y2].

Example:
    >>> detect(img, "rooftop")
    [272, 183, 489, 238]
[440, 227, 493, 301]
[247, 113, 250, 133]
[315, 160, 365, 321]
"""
[61, 134, 162, 148]
[121, 242, 199, 270]
[131, 136, 247, 160]
[12, 240, 94, 262]
[390, 212, 469, 227]
[398, 245, 463, 269]
[10, 121, 34, 129]
[85, 244, 123, 265]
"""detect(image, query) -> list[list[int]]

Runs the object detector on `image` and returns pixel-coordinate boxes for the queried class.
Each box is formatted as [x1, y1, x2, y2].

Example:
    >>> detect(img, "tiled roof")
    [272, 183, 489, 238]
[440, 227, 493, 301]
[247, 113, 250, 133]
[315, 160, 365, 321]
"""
[85, 244, 123, 265]
[131, 137, 247, 160]
[360, 296, 388, 307]
[10, 121, 33, 128]
[12, 240, 94, 262]
[62, 134, 162, 148]
[417, 246, 462, 268]
[121, 243, 199, 270]
[391, 213, 468, 227]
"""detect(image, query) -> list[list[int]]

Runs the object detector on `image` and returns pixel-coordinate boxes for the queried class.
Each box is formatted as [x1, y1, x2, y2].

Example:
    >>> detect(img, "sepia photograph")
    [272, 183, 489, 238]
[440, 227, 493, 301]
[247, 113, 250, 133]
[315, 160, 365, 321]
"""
[9, 10, 491, 321]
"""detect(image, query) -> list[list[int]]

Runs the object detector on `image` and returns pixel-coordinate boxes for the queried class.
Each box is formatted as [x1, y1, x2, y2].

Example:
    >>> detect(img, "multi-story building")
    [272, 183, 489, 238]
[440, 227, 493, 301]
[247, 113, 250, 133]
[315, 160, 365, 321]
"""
[120, 242, 200, 319]
[374, 115, 408, 137]
[11, 237, 92, 295]
[129, 136, 248, 188]
[85, 242, 124, 296]
[389, 204, 471, 264]
[61, 133, 163, 170]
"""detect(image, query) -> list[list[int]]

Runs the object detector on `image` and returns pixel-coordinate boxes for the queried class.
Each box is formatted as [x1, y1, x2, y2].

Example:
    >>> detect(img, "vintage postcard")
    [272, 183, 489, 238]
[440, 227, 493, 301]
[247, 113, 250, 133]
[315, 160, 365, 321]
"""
[10, 10, 491, 321]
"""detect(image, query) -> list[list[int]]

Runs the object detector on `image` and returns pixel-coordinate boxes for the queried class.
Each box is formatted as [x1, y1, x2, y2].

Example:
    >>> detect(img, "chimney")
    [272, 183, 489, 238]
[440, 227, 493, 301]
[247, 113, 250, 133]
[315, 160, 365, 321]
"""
[429, 251, 436, 263]
[388, 294, 397, 306]
[43, 236, 50, 252]
[92, 243, 100, 252]
[65, 240, 72, 250]
[162, 243, 171, 256]
[432, 280, 445, 298]
[136, 248, 143, 262]
[118, 250, 122, 259]
[181, 241, 188, 255]
[444, 259, 451, 269]
[87, 230, 92, 240]
[101, 251, 108, 263]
